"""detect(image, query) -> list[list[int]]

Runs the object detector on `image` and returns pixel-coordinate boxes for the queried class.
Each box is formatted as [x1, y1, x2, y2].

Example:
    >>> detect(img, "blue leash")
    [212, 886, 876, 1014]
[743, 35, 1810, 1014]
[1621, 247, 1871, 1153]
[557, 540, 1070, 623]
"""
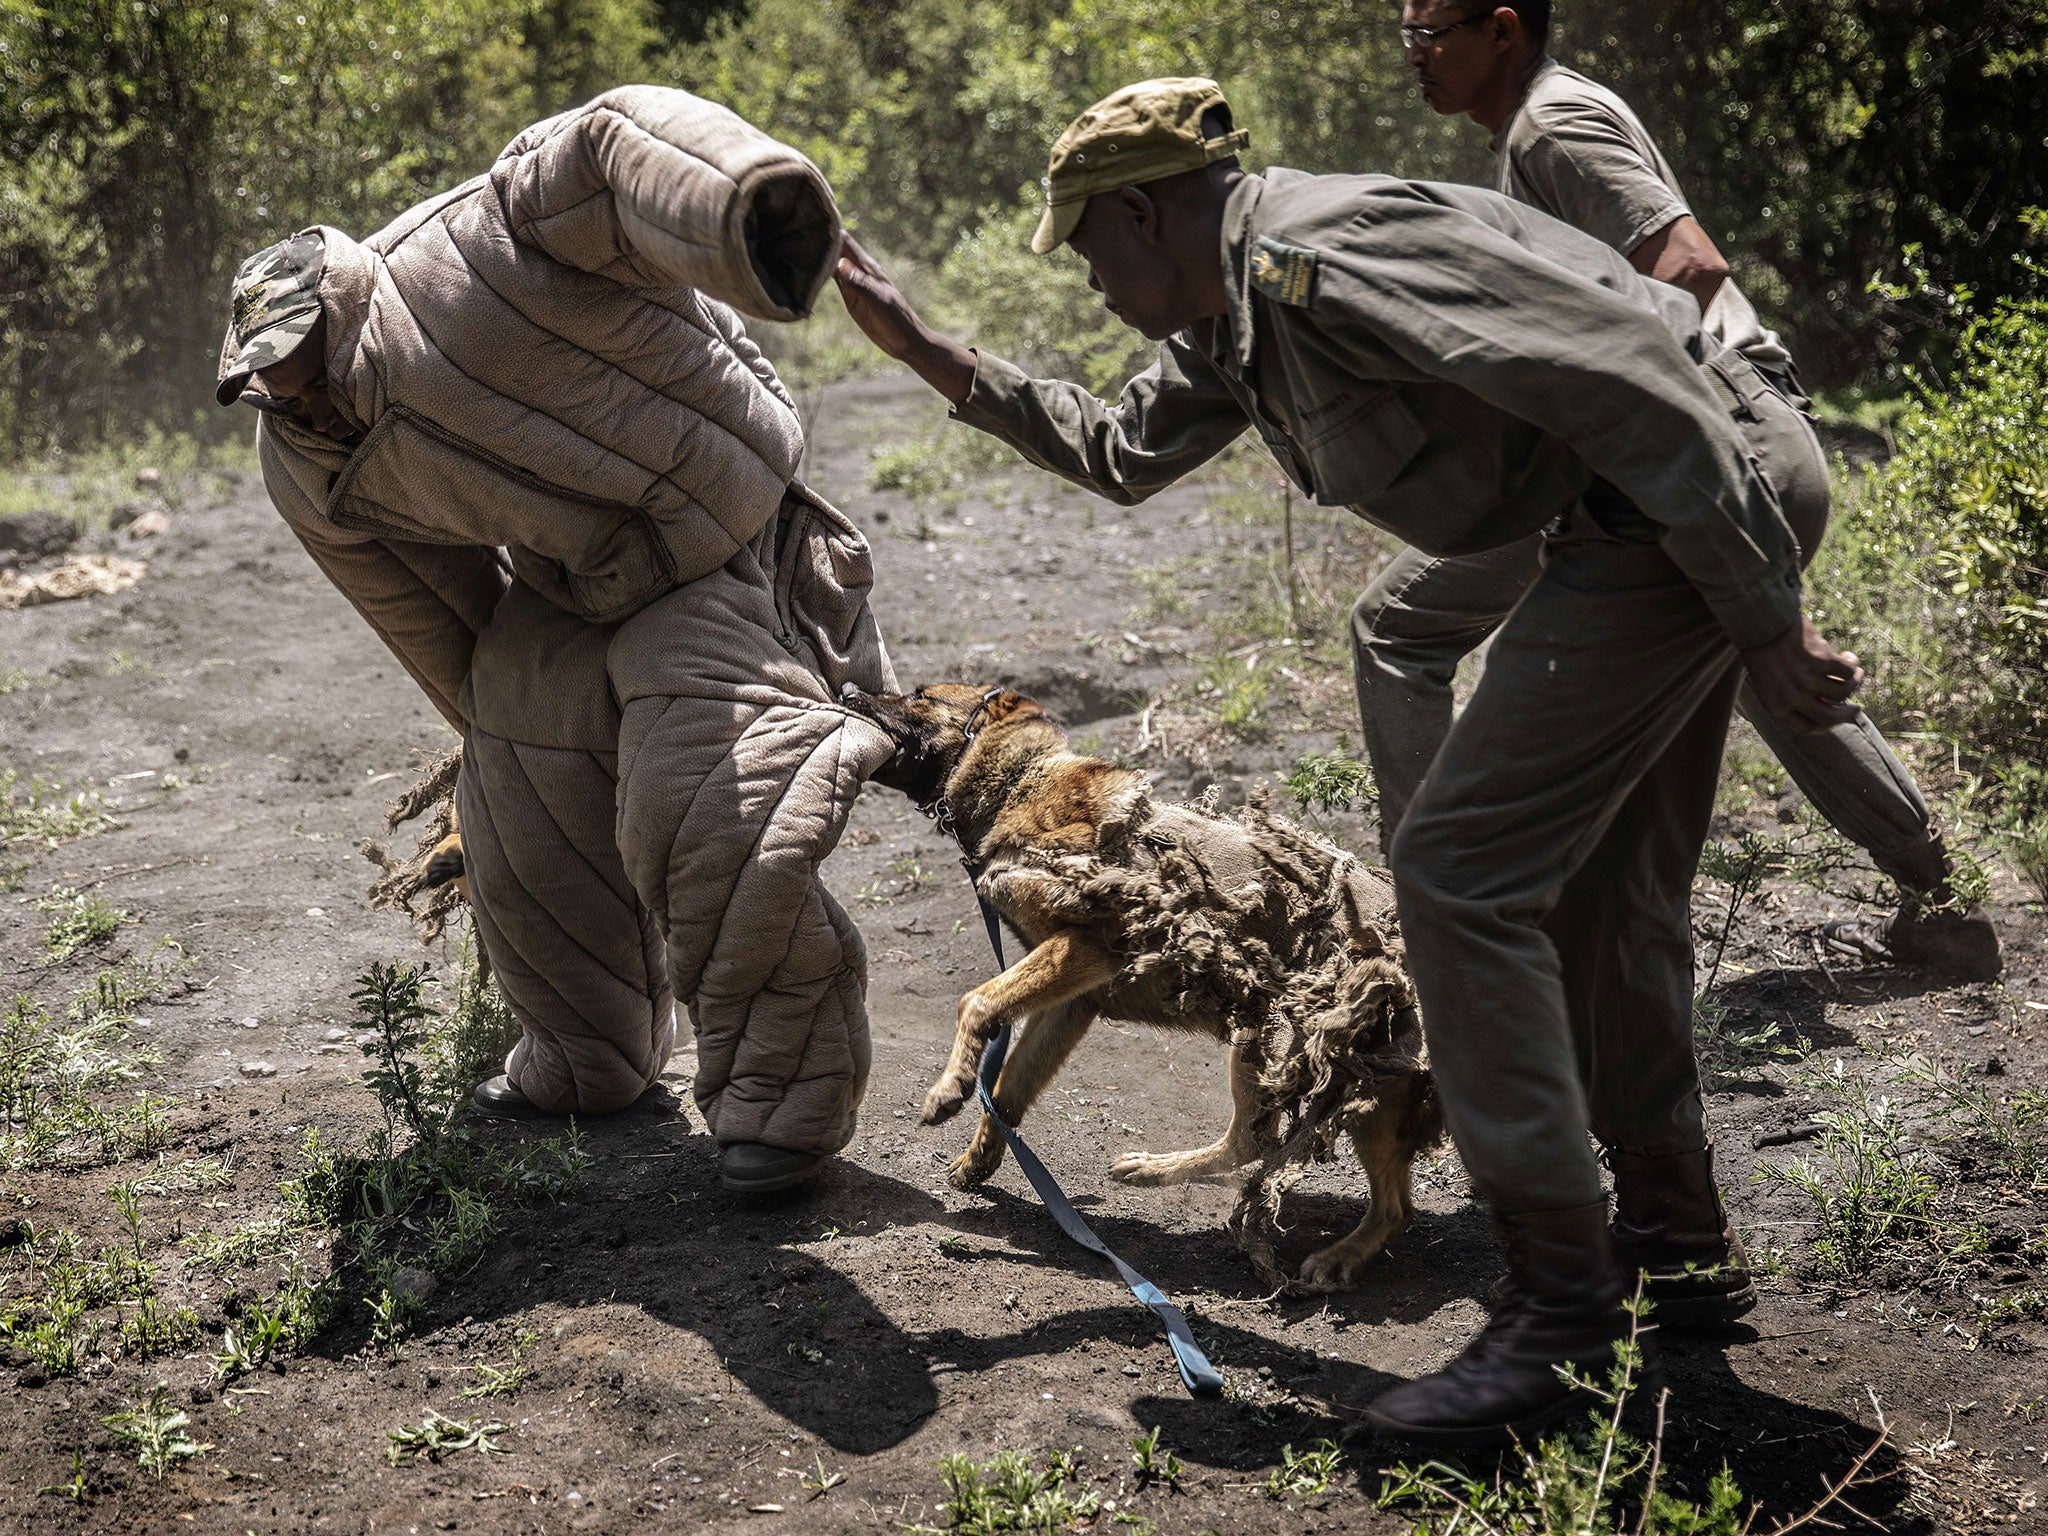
[967, 890, 1224, 1398]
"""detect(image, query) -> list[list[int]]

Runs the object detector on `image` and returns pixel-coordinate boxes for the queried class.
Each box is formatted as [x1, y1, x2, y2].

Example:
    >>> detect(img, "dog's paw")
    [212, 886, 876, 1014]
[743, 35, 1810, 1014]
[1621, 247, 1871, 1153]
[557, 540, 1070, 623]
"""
[1295, 1239, 1383, 1295]
[921, 1074, 972, 1126]
[422, 833, 465, 890]
[946, 1144, 1000, 1189]
[1109, 1149, 1198, 1187]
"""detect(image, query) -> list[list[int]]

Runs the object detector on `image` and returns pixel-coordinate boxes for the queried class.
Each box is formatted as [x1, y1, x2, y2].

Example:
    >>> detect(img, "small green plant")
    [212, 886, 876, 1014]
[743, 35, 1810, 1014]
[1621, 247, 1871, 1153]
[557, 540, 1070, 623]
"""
[356, 961, 446, 1146]
[385, 1410, 510, 1465]
[181, 1218, 293, 1272]
[1695, 833, 1789, 992]
[103, 1383, 211, 1479]
[267, 955, 591, 1351]
[1896, 1054, 2048, 1187]
[35, 886, 128, 962]
[0, 667, 52, 695]
[435, 926, 521, 1104]
[857, 852, 935, 904]
[35, 1447, 90, 1503]
[67, 939, 189, 1028]
[211, 1259, 333, 1380]
[916, 1448, 1102, 1532]
[1691, 995, 1804, 1090]
[368, 1285, 425, 1351]
[462, 1328, 540, 1400]
[1284, 747, 1376, 821]
[800, 1451, 847, 1499]
[1264, 1439, 1343, 1501]
[1195, 652, 1271, 741]
[1755, 1061, 1940, 1280]
[1129, 1424, 1183, 1489]
[0, 992, 164, 1171]
[118, 1292, 201, 1358]
[0, 770, 112, 847]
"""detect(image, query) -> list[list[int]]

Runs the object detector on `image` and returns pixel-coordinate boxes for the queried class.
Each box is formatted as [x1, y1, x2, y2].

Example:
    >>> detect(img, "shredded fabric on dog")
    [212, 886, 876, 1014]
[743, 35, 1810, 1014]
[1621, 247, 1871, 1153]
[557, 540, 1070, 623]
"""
[1034, 784, 1439, 1289]
[359, 746, 466, 949]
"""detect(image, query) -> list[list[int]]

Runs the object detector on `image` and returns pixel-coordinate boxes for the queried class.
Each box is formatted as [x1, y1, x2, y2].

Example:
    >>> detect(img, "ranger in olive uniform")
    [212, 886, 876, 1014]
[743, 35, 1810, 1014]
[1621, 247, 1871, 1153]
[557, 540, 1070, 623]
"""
[1367, 0, 1999, 981]
[834, 78, 1863, 1444]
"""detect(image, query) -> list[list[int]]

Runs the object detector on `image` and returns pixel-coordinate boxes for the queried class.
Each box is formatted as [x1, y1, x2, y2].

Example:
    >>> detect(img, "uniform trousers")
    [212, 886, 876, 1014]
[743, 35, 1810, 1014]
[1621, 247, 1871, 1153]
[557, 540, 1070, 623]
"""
[1353, 525, 1936, 882]
[1388, 367, 1835, 1212]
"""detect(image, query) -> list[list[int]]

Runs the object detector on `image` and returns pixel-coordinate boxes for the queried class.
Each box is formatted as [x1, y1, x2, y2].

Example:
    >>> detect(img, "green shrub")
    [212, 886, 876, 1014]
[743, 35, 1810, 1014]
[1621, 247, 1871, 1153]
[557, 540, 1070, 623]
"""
[1810, 272, 2048, 822]
[0, 993, 165, 1171]
[35, 887, 128, 963]
[1755, 1062, 1940, 1282]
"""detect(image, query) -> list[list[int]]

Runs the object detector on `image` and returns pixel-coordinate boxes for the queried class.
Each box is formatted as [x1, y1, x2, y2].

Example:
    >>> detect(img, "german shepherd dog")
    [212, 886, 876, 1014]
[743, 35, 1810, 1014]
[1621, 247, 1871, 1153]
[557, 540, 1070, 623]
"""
[845, 682, 1443, 1292]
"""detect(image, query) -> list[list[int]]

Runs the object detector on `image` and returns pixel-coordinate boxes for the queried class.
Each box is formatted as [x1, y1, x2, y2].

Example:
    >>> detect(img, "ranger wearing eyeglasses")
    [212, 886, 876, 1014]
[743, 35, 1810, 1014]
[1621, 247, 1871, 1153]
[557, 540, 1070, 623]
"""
[1367, 0, 2000, 985]
[834, 76, 1861, 1446]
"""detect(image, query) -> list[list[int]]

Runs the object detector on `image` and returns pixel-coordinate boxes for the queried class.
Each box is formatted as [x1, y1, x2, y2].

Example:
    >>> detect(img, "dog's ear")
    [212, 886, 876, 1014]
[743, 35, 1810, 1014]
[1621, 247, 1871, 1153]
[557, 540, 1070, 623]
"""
[982, 689, 1046, 726]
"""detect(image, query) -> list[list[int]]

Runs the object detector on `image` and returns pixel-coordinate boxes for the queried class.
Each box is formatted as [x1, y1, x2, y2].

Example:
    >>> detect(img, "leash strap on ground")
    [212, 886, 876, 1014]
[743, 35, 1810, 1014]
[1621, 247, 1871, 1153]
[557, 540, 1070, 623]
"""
[969, 891, 1224, 1398]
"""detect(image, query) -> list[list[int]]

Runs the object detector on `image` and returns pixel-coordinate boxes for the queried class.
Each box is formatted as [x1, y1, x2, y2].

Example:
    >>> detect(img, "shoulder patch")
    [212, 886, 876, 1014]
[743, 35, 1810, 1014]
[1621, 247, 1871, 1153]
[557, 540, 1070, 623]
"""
[1249, 236, 1318, 307]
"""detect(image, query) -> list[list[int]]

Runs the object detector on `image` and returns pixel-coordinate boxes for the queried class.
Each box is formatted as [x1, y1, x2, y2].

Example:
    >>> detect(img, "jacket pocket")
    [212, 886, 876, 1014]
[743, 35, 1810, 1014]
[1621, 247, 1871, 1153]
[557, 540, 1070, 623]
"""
[1300, 388, 1427, 507]
[326, 405, 675, 623]
[772, 481, 895, 696]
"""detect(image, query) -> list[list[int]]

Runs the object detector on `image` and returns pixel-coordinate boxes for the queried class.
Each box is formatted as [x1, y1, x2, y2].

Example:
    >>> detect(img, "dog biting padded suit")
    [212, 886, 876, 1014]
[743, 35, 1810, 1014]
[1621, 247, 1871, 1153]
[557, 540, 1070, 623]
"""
[251, 88, 895, 1151]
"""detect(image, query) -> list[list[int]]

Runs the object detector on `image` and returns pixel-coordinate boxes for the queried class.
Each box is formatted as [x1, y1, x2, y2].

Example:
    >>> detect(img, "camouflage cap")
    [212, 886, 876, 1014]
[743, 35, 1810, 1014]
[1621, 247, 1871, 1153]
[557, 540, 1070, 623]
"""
[1031, 78, 1249, 255]
[214, 231, 327, 406]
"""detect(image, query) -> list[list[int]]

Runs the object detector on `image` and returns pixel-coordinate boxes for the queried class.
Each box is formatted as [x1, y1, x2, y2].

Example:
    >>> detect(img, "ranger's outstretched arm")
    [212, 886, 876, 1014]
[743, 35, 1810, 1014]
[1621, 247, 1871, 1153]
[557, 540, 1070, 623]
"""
[834, 235, 978, 404]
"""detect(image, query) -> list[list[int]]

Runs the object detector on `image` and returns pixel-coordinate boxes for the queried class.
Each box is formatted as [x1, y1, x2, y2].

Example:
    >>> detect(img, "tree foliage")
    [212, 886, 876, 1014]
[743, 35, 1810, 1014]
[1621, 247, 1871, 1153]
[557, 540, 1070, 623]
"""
[0, 0, 735, 450]
[1811, 261, 2048, 804]
[0, 0, 2042, 446]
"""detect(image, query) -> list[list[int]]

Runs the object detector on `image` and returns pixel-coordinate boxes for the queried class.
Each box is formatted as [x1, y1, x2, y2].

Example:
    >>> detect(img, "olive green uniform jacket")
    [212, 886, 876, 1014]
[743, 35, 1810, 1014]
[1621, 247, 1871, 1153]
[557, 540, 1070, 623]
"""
[957, 170, 1805, 651]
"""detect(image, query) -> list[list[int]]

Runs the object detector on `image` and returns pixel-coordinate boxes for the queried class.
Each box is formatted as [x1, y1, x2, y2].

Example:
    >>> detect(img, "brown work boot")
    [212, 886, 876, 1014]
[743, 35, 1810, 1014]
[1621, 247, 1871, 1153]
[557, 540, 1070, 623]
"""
[1366, 1202, 1636, 1448]
[1609, 1146, 1756, 1329]
[1822, 901, 2001, 981]
[1826, 838, 2002, 981]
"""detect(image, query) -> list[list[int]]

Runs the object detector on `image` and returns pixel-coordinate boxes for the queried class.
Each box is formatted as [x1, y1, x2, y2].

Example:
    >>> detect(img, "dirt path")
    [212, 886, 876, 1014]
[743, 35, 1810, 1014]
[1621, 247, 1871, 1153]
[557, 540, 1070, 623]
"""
[2, 376, 2043, 1533]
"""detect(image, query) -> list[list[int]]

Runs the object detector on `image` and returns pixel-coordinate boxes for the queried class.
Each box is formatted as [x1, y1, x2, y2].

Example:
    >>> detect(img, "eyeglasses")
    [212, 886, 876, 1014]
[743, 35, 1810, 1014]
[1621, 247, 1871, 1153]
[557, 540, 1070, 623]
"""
[1399, 12, 1496, 49]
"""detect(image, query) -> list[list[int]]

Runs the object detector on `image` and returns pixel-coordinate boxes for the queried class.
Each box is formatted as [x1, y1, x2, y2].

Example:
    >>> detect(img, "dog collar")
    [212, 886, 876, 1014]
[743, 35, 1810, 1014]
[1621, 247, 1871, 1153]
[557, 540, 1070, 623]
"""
[960, 686, 1005, 744]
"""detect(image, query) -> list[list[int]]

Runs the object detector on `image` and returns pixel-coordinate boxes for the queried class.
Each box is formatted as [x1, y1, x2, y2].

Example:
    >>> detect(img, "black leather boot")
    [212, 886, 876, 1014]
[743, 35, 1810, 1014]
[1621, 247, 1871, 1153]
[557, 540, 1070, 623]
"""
[1610, 1146, 1756, 1329]
[1366, 1201, 1634, 1448]
[470, 1074, 553, 1120]
[719, 1142, 827, 1193]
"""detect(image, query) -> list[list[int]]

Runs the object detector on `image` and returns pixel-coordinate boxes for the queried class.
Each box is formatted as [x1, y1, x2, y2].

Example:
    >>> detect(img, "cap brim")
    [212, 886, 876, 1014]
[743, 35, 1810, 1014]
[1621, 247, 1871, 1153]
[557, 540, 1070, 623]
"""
[214, 310, 319, 407]
[215, 368, 256, 408]
[1030, 198, 1088, 255]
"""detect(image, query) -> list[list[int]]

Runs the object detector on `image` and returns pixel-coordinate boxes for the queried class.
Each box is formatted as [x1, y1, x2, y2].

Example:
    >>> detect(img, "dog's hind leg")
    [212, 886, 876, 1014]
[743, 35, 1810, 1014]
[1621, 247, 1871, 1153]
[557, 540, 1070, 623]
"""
[948, 999, 1098, 1189]
[923, 929, 1116, 1126]
[1109, 1035, 1262, 1187]
[1295, 1074, 1433, 1293]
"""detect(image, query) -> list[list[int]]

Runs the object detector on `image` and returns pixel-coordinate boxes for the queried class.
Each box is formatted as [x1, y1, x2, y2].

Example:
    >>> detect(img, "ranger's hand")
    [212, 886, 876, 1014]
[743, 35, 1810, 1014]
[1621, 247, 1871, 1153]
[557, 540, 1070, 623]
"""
[1740, 614, 1864, 732]
[834, 234, 976, 405]
[834, 235, 923, 359]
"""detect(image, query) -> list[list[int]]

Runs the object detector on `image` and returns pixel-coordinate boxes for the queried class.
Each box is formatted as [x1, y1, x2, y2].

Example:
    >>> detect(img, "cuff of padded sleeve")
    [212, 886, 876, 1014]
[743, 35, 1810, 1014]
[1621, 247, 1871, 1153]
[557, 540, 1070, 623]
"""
[1711, 560, 1804, 651]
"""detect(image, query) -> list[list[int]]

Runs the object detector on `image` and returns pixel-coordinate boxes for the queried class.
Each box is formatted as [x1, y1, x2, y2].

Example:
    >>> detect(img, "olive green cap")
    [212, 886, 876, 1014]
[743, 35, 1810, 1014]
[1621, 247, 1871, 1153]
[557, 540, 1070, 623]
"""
[215, 231, 326, 406]
[1031, 77, 1249, 254]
